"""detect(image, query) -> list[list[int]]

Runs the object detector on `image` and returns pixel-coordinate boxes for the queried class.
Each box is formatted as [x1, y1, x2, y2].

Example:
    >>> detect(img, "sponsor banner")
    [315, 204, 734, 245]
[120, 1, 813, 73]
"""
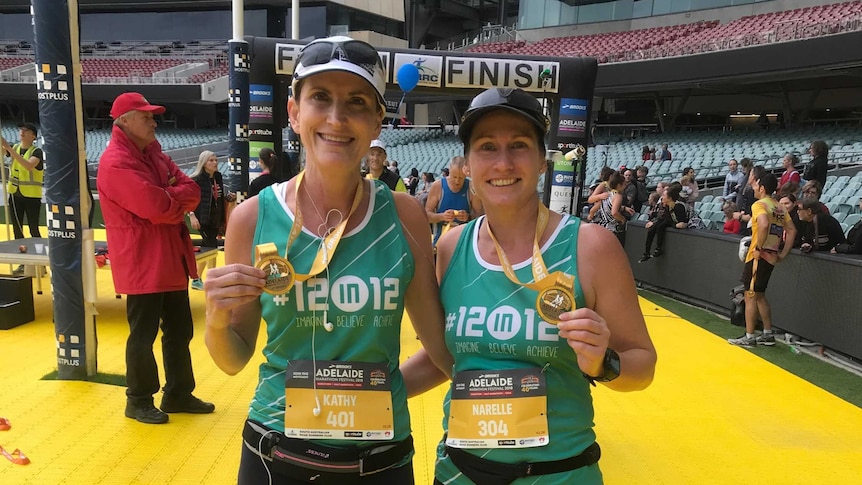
[228, 40, 250, 193]
[557, 97, 588, 136]
[273, 44, 557, 93]
[275, 43, 390, 83]
[33, 0, 88, 379]
[444, 56, 559, 93]
[249, 141, 274, 182]
[393, 53, 442, 88]
[549, 185, 574, 215]
[249, 83, 273, 123]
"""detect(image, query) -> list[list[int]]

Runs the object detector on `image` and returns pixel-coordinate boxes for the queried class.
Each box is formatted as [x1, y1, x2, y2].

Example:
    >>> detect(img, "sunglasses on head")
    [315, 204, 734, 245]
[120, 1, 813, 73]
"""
[297, 39, 383, 75]
[464, 88, 550, 132]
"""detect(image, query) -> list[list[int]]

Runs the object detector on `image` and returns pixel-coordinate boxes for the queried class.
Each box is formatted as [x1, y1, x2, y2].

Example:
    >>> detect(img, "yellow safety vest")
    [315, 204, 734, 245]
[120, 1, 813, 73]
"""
[7, 144, 43, 198]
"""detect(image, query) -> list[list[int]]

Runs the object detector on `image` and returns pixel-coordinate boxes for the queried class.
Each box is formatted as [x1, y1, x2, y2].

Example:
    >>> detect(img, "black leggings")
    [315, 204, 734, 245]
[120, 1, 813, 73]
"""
[238, 441, 415, 485]
[644, 218, 673, 254]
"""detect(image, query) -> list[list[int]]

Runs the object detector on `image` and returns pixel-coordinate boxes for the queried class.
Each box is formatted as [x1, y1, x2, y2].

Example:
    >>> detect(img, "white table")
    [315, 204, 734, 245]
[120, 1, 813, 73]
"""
[0, 238, 219, 296]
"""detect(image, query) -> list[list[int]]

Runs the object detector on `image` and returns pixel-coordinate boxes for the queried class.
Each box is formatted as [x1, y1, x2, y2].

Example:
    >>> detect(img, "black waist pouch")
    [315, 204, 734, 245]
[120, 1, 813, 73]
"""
[244, 420, 413, 485]
[445, 441, 601, 485]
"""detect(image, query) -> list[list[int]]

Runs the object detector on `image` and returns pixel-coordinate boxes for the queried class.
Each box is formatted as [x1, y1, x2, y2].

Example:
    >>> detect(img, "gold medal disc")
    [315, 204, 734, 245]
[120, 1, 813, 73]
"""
[536, 286, 575, 324]
[255, 256, 295, 295]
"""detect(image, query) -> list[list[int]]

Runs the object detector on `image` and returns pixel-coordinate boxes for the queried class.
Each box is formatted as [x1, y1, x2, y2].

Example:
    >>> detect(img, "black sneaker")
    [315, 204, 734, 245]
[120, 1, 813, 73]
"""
[638, 254, 651, 263]
[652, 248, 664, 257]
[125, 401, 169, 424]
[12, 265, 25, 275]
[160, 394, 215, 414]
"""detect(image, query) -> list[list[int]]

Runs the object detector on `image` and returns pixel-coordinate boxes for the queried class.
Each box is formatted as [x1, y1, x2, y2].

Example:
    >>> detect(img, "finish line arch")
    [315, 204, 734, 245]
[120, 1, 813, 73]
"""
[233, 37, 598, 215]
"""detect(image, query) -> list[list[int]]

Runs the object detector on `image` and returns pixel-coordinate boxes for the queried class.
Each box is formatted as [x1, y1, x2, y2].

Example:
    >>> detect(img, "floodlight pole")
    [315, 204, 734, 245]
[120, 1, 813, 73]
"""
[292, 0, 300, 39]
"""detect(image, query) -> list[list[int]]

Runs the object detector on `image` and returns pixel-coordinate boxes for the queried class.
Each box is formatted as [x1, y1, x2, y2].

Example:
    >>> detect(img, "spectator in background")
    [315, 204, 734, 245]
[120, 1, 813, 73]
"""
[800, 180, 830, 214]
[622, 168, 638, 210]
[720, 158, 746, 202]
[440, 166, 450, 178]
[778, 193, 802, 248]
[722, 201, 741, 235]
[641, 145, 652, 161]
[778, 153, 801, 197]
[728, 172, 795, 348]
[415, 171, 435, 208]
[389, 160, 401, 177]
[2, 122, 43, 275]
[632, 165, 650, 213]
[833, 197, 862, 254]
[365, 139, 407, 192]
[406, 167, 420, 196]
[657, 143, 672, 161]
[803, 140, 829, 189]
[647, 181, 669, 221]
[639, 182, 688, 263]
[97, 92, 213, 424]
[586, 166, 615, 221]
[593, 171, 634, 245]
[426, 155, 482, 246]
[732, 162, 761, 235]
[188, 150, 234, 290]
[248, 147, 279, 198]
[797, 198, 845, 253]
[680, 167, 698, 208]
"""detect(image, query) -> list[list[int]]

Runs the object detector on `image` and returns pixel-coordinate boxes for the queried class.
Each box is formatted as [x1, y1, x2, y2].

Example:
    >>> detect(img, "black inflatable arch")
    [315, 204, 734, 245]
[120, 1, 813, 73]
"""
[235, 37, 598, 215]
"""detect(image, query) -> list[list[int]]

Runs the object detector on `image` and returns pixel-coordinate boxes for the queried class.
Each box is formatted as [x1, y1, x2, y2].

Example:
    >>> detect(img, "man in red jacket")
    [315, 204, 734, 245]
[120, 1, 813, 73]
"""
[97, 92, 214, 424]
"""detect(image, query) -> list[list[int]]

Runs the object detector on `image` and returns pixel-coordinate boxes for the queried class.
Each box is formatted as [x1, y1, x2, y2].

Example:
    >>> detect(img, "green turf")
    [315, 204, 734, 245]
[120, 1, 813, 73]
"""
[41, 370, 125, 387]
[639, 289, 862, 409]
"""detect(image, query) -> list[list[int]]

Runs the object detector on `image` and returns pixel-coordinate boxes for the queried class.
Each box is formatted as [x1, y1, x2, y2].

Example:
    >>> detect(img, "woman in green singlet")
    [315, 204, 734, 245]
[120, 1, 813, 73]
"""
[402, 87, 657, 485]
[202, 36, 453, 485]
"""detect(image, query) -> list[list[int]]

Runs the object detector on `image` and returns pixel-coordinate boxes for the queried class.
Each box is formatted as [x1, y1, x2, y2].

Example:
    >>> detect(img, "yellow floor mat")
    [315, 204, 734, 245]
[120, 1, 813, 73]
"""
[1, 230, 861, 484]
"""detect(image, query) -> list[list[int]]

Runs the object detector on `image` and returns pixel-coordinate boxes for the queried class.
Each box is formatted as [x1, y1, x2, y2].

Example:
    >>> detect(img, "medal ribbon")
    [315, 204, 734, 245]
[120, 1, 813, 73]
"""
[485, 204, 575, 294]
[285, 170, 364, 281]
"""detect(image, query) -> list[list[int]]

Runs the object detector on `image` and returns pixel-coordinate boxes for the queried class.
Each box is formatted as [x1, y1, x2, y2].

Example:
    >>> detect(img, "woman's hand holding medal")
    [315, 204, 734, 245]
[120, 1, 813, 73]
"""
[556, 307, 611, 379]
[204, 263, 266, 330]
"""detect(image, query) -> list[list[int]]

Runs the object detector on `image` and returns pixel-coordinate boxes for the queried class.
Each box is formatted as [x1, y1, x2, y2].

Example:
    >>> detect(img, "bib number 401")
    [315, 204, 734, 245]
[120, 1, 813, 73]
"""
[477, 420, 509, 437]
[326, 411, 355, 428]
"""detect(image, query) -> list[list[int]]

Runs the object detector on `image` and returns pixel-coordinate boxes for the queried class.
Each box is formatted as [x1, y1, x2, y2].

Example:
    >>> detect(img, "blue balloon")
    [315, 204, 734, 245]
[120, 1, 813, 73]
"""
[397, 63, 420, 93]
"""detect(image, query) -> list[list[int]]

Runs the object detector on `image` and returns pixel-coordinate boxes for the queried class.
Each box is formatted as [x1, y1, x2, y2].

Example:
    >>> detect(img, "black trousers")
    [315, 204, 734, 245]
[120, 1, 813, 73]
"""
[125, 290, 196, 405]
[199, 224, 219, 248]
[238, 442, 415, 485]
[644, 219, 672, 254]
[8, 193, 42, 239]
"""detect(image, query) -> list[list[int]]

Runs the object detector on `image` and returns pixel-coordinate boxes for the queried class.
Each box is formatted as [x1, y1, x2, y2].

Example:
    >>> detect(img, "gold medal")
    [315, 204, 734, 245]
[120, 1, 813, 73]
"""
[536, 285, 575, 325]
[255, 243, 295, 295]
[486, 204, 578, 325]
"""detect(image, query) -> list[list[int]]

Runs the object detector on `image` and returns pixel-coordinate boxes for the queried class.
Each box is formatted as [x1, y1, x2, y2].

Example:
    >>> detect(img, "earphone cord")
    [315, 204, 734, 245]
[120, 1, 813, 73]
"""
[257, 429, 277, 485]
[312, 220, 337, 418]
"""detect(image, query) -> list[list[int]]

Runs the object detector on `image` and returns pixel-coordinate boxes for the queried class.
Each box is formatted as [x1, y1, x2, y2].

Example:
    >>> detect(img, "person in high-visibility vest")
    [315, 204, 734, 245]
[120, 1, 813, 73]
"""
[2, 123, 44, 247]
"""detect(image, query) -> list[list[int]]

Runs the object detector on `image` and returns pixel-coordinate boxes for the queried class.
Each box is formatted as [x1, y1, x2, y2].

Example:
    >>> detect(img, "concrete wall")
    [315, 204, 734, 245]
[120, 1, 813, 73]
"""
[623, 220, 862, 360]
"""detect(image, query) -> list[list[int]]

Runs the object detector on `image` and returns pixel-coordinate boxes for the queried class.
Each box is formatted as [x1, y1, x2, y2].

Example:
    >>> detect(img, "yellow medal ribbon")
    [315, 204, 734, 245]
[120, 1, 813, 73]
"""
[287, 170, 364, 281]
[253, 171, 364, 293]
[485, 204, 576, 324]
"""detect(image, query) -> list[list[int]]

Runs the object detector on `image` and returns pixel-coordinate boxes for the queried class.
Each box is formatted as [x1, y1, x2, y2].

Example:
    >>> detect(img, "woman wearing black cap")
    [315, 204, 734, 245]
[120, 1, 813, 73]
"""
[202, 36, 452, 484]
[403, 87, 656, 484]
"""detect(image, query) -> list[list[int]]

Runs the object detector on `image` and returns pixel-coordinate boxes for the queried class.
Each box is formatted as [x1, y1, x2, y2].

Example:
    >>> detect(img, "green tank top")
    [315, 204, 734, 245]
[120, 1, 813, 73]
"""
[250, 180, 415, 449]
[435, 214, 603, 484]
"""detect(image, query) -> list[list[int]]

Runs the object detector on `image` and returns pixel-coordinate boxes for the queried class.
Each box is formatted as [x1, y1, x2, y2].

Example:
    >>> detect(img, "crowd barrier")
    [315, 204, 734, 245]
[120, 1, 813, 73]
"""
[623, 221, 862, 361]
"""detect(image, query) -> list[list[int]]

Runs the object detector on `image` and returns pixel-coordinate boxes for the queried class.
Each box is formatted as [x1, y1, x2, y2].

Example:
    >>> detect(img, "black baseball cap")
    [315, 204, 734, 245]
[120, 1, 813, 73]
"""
[17, 122, 38, 136]
[459, 88, 550, 144]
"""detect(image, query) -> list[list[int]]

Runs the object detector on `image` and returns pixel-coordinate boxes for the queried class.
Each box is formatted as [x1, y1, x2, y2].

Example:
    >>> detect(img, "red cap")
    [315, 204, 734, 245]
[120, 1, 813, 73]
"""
[110, 92, 166, 119]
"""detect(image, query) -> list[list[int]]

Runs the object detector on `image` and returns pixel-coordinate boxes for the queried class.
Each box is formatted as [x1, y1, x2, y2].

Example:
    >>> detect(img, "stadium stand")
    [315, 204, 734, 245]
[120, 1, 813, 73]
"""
[1, 39, 229, 84]
[465, 0, 862, 63]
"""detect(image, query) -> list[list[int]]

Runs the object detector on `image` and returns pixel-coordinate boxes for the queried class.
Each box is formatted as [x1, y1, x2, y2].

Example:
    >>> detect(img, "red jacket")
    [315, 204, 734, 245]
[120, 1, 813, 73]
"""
[96, 125, 200, 294]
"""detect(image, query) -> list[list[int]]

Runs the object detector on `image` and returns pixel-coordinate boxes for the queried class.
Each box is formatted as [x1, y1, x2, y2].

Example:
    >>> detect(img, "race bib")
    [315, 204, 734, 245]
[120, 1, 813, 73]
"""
[447, 368, 549, 449]
[284, 360, 394, 440]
